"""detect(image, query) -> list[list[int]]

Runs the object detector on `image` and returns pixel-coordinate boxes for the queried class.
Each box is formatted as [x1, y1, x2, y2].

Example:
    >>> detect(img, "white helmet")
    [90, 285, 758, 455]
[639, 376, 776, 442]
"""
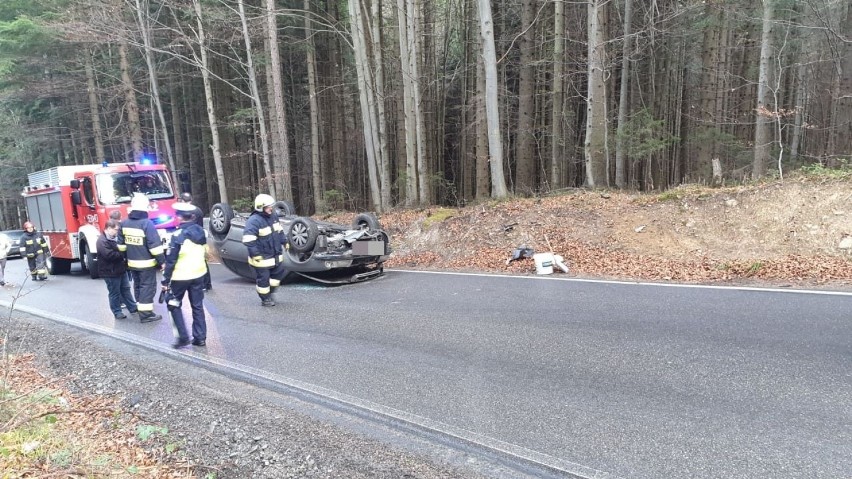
[130, 194, 150, 212]
[254, 194, 275, 211]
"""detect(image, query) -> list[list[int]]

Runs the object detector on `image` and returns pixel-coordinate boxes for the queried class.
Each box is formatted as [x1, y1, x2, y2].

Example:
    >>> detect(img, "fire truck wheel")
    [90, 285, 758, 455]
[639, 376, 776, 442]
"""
[81, 243, 99, 279]
[49, 257, 71, 275]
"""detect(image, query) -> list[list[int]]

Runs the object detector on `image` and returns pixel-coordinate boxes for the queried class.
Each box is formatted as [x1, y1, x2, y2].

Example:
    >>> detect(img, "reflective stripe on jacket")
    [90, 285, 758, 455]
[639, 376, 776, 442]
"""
[19, 231, 47, 257]
[162, 222, 208, 282]
[118, 210, 165, 270]
[242, 210, 285, 268]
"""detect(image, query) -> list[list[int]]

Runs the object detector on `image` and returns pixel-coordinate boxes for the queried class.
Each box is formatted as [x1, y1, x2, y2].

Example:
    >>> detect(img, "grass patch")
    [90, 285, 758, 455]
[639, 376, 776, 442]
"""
[798, 161, 852, 180]
[0, 354, 195, 476]
[422, 208, 457, 229]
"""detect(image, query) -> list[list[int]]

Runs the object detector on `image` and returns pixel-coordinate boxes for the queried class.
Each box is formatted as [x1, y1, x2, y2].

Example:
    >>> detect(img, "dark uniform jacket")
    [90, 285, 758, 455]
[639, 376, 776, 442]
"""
[96, 234, 127, 278]
[18, 230, 47, 258]
[117, 210, 165, 270]
[162, 222, 208, 283]
[242, 210, 285, 268]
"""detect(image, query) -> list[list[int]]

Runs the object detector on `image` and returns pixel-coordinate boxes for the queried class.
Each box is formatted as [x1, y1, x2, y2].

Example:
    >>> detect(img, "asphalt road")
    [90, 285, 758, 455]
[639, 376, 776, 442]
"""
[2, 257, 850, 478]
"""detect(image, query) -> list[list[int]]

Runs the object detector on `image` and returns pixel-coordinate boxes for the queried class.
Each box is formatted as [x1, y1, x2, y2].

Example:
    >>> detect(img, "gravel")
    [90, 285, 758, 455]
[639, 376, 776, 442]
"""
[5, 310, 492, 478]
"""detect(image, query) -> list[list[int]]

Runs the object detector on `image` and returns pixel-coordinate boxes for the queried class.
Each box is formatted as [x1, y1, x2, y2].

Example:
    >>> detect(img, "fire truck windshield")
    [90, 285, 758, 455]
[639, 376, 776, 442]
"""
[97, 171, 174, 205]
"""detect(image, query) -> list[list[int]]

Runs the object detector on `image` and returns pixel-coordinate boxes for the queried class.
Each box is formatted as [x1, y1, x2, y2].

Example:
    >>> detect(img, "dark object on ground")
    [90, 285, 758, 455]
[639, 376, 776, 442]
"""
[506, 245, 535, 265]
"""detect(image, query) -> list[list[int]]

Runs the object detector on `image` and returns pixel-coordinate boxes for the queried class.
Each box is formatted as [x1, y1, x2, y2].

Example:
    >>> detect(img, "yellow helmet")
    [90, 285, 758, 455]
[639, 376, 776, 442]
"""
[254, 194, 275, 211]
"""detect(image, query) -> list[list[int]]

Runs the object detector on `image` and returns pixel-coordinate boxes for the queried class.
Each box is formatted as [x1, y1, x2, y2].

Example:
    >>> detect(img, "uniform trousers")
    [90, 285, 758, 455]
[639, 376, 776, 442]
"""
[131, 268, 159, 313]
[168, 276, 206, 342]
[254, 261, 288, 299]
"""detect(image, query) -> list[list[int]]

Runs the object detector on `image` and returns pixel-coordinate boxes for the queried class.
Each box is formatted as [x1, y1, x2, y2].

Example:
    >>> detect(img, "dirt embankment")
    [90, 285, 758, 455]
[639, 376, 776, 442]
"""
[335, 176, 852, 287]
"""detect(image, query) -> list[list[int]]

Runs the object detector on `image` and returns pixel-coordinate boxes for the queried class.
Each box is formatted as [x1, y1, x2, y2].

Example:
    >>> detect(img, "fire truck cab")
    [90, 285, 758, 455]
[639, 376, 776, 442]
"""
[22, 161, 181, 279]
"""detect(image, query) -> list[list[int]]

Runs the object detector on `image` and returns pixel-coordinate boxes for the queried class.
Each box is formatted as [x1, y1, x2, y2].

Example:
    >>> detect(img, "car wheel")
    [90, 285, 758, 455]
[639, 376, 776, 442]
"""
[210, 203, 234, 238]
[352, 212, 380, 230]
[274, 200, 296, 217]
[288, 217, 318, 253]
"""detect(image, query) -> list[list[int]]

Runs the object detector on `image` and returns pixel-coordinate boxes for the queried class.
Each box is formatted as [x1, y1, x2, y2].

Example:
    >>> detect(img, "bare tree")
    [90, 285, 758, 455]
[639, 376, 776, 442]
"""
[614, 0, 633, 188]
[753, 0, 775, 179]
[264, 0, 293, 202]
[478, 0, 508, 198]
[515, 0, 536, 192]
[304, 0, 324, 213]
[133, 0, 176, 187]
[235, 0, 274, 199]
[584, 0, 608, 188]
[550, 0, 565, 190]
[348, 0, 383, 211]
[190, 0, 227, 203]
[84, 49, 105, 164]
[118, 40, 144, 163]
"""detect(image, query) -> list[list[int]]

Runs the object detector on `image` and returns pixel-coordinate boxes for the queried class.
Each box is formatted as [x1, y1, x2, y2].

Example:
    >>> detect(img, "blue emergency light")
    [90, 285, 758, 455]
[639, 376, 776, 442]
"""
[140, 156, 154, 165]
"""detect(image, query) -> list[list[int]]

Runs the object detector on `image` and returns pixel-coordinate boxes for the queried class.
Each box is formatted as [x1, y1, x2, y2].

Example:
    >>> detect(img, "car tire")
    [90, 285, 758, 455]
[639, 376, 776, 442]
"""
[288, 217, 318, 253]
[209, 203, 234, 238]
[274, 200, 296, 217]
[352, 212, 380, 230]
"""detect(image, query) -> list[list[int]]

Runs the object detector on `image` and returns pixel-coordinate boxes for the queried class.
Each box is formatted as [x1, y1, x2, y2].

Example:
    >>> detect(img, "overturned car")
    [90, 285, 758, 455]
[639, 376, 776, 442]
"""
[208, 201, 391, 284]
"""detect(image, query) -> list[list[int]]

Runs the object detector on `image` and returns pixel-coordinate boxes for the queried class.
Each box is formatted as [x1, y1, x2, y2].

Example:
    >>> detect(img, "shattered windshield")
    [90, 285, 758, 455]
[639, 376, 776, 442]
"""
[97, 171, 174, 205]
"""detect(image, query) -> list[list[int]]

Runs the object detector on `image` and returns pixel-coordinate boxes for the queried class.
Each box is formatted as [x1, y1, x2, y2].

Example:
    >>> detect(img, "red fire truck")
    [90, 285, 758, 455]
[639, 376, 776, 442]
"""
[22, 161, 181, 279]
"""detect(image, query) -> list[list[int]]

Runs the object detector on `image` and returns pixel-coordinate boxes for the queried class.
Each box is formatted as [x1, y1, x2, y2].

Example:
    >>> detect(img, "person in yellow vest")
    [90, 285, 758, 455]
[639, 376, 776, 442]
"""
[19, 221, 49, 281]
[161, 202, 208, 348]
[117, 194, 164, 323]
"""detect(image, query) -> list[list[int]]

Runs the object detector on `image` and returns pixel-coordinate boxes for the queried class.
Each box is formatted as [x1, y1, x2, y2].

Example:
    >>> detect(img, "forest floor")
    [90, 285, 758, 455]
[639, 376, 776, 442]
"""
[2, 172, 851, 478]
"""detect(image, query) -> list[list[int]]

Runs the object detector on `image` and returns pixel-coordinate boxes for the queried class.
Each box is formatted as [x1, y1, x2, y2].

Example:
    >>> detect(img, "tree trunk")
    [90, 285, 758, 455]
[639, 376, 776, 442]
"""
[265, 0, 294, 202]
[550, 0, 565, 190]
[410, 0, 429, 205]
[170, 79, 185, 176]
[348, 0, 383, 211]
[134, 0, 175, 185]
[752, 0, 775, 179]
[584, 0, 608, 188]
[397, 0, 418, 206]
[84, 50, 105, 164]
[192, 0, 227, 203]
[514, 0, 536, 192]
[118, 40, 143, 164]
[237, 0, 275, 200]
[369, 0, 392, 209]
[614, 0, 632, 189]
[304, 0, 324, 213]
[478, 0, 508, 198]
[830, 1, 852, 158]
[475, 14, 490, 199]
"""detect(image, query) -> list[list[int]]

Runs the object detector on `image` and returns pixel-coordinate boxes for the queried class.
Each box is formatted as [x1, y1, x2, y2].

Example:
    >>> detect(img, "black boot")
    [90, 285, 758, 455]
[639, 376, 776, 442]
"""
[139, 312, 162, 323]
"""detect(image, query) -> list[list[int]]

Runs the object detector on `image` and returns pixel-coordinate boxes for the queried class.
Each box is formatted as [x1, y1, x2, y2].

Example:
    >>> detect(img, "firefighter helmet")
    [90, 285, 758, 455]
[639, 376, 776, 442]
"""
[254, 194, 275, 212]
[130, 194, 150, 212]
[173, 201, 196, 219]
[23, 221, 34, 230]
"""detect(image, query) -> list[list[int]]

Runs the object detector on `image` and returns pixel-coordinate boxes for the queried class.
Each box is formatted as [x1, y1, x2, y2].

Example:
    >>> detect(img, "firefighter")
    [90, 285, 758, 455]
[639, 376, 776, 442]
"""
[161, 202, 208, 348]
[19, 221, 48, 281]
[117, 194, 164, 323]
[179, 192, 212, 291]
[242, 194, 288, 306]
